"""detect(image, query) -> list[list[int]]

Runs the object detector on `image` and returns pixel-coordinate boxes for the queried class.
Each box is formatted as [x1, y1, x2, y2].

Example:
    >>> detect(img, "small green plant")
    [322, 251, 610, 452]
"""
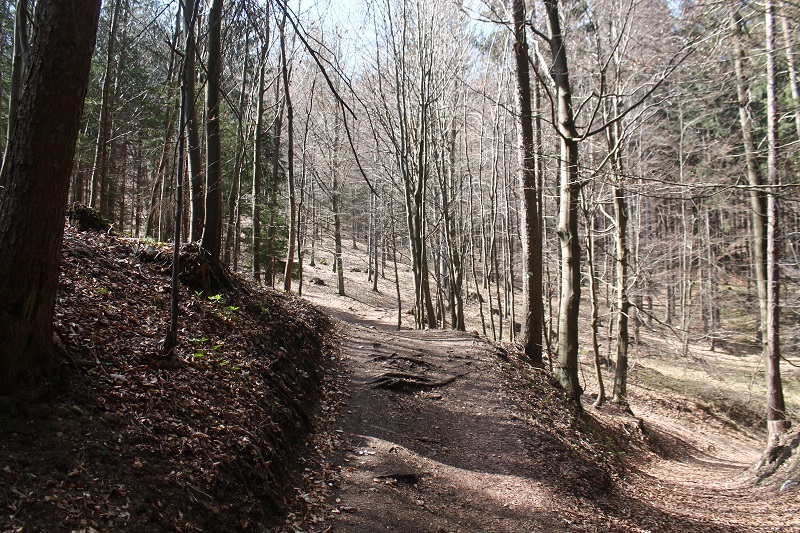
[204, 293, 239, 319]
[95, 287, 109, 296]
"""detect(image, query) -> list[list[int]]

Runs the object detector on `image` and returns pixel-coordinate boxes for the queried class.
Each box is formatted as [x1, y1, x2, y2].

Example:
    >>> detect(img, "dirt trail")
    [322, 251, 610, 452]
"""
[304, 301, 566, 532]
[290, 263, 799, 532]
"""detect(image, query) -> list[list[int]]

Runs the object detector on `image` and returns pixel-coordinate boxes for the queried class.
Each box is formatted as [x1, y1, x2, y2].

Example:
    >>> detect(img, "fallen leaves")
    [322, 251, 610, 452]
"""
[0, 225, 338, 532]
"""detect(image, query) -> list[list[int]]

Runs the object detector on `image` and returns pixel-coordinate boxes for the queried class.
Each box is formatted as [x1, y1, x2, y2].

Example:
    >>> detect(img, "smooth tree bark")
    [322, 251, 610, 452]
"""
[332, 118, 346, 296]
[544, 0, 582, 402]
[163, 13, 190, 356]
[265, 72, 285, 287]
[610, 171, 630, 404]
[200, 0, 223, 267]
[0, 0, 101, 391]
[511, 0, 543, 365]
[764, 0, 787, 447]
[582, 193, 605, 407]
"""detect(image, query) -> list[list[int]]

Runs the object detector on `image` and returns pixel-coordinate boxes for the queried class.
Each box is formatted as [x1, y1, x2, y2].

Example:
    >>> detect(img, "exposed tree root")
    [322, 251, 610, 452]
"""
[367, 371, 466, 391]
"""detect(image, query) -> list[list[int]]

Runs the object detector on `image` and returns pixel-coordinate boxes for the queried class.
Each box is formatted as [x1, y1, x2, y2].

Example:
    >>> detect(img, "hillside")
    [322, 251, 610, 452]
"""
[0, 224, 338, 532]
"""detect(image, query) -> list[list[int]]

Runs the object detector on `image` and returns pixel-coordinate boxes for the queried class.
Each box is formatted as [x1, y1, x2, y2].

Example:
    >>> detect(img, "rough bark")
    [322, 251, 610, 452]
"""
[0, 0, 101, 391]
[764, 0, 787, 447]
[184, 0, 204, 241]
[200, 0, 223, 266]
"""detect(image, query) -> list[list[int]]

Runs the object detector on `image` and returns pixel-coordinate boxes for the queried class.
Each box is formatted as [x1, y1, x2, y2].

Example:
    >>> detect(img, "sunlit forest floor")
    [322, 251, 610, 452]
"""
[283, 237, 800, 531]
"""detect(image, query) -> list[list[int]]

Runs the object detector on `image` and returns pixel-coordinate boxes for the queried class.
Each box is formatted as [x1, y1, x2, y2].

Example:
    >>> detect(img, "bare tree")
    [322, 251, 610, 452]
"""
[511, 0, 543, 364]
[764, 0, 787, 448]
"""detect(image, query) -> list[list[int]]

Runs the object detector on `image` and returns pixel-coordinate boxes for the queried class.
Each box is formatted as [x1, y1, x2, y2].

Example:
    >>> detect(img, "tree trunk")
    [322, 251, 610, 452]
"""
[764, 0, 787, 447]
[512, 0, 543, 364]
[265, 80, 285, 288]
[611, 180, 630, 404]
[333, 186, 345, 296]
[545, 0, 582, 403]
[224, 34, 249, 266]
[583, 196, 605, 407]
[779, 1, 800, 139]
[184, 0, 203, 241]
[0, 0, 101, 391]
[2, 0, 28, 167]
[252, 34, 269, 283]
[731, 7, 769, 355]
[281, 11, 297, 292]
[88, 0, 121, 214]
[200, 0, 223, 267]
[145, 9, 180, 239]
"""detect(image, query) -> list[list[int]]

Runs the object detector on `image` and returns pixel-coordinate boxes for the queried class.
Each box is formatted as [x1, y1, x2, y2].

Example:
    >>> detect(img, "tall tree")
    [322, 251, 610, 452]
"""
[731, 4, 769, 377]
[201, 0, 224, 267]
[223, 33, 249, 267]
[184, 0, 204, 241]
[763, 0, 787, 448]
[511, 0, 543, 365]
[543, 0, 582, 402]
[88, 0, 122, 214]
[281, 8, 298, 292]
[0, 0, 101, 391]
[252, 27, 269, 284]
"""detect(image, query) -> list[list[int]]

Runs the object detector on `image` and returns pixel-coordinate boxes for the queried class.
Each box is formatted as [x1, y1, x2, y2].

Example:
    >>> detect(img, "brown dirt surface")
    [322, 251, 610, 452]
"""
[275, 253, 800, 532]
[0, 225, 338, 532]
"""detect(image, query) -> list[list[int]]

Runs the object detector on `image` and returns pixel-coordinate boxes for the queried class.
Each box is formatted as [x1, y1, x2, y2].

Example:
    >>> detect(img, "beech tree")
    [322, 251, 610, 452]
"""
[511, 0, 543, 365]
[0, 0, 101, 391]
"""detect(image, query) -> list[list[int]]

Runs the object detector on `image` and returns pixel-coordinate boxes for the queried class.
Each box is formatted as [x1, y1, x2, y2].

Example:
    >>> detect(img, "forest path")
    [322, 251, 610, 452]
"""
[291, 263, 799, 532]
[304, 298, 564, 532]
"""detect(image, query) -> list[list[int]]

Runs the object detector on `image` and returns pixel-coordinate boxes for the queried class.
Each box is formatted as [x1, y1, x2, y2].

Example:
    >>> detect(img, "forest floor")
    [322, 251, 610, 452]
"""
[273, 243, 800, 532]
[1, 225, 799, 532]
